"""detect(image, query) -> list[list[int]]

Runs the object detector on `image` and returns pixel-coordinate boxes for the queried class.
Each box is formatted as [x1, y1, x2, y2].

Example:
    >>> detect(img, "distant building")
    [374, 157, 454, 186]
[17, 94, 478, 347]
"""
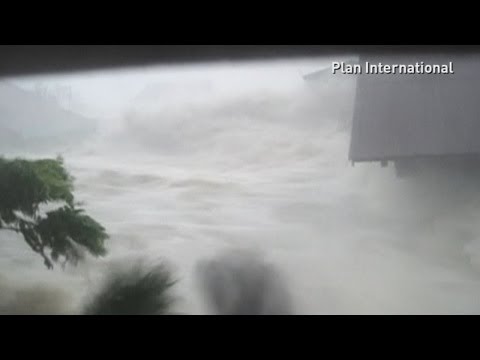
[302, 59, 359, 83]
[348, 53, 480, 176]
[0, 82, 97, 153]
[302, 59, 359, 131]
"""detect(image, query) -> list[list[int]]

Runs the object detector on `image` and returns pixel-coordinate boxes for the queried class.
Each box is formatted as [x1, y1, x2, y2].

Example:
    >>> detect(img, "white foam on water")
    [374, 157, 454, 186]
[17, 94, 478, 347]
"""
[2, 58, 480, 314]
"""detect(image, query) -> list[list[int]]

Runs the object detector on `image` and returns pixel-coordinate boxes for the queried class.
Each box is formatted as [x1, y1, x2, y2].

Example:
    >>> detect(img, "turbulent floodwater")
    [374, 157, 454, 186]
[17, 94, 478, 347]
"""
[3, 60, 480, 314]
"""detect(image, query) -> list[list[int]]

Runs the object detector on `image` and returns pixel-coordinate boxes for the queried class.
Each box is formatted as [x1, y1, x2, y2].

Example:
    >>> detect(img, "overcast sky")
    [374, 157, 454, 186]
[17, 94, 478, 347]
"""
[10, 58, 335, 119]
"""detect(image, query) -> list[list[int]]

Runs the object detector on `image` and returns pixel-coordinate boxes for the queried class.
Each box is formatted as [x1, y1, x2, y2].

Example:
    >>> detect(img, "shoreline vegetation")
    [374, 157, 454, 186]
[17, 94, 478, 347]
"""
[0, 156, 108, 269]
[0, 155, 291, 315]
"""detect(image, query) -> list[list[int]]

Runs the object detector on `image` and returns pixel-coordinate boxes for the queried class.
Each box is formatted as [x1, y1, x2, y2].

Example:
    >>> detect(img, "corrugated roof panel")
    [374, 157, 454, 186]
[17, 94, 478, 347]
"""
[349, 53, 480, 162]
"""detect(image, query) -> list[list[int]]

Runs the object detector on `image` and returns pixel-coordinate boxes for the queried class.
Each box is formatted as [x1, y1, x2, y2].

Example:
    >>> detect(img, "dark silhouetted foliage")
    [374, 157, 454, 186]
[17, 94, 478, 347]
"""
[0, 156, 108, 269]
[83, 262, 177, 315]
[196, 250, 293, 315]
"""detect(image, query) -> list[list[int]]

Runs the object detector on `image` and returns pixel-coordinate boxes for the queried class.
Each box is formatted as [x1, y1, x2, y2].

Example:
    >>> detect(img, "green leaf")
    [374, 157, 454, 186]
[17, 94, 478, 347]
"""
[0, 156, 109, 269]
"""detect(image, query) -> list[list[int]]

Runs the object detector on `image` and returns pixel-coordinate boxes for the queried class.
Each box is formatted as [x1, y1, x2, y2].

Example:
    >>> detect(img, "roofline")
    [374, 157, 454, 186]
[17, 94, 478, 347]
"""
[350, 152, 480, 163]
[2, 45, 480, 78]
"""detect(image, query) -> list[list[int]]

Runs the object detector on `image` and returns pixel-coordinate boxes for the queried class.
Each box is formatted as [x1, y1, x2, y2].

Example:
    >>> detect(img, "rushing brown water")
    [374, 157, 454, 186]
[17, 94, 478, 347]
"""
[2, 59, 480, 314]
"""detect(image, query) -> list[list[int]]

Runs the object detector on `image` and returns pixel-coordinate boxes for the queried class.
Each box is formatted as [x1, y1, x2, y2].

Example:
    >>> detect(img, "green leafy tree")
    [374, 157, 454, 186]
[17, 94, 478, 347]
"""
[0, 156, 108, 269]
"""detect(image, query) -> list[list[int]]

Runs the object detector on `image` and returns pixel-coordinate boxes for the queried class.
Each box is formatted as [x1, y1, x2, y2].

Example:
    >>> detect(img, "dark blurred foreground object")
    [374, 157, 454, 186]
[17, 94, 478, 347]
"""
[1, 45, 479, 78]
[196, 250, 293, 315]
[83, 262, 177, 315]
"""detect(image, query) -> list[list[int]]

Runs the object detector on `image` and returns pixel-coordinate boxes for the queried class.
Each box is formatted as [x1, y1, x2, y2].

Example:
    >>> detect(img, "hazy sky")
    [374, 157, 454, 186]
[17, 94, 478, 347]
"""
[10, 58, 334, 119]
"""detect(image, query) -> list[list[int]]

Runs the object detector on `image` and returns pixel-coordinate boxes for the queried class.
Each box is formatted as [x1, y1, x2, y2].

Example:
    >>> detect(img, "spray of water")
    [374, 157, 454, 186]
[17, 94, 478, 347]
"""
[1, 58, 480, 314]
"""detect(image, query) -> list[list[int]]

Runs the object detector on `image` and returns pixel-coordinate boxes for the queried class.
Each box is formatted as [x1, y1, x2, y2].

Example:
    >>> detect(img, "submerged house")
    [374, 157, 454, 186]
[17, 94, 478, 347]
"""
[349, 53, 480, 176]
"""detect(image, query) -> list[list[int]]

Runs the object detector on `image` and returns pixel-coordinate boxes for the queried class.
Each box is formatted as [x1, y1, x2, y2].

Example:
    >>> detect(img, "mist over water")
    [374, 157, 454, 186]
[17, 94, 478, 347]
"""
[3, 58, 480, 314]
